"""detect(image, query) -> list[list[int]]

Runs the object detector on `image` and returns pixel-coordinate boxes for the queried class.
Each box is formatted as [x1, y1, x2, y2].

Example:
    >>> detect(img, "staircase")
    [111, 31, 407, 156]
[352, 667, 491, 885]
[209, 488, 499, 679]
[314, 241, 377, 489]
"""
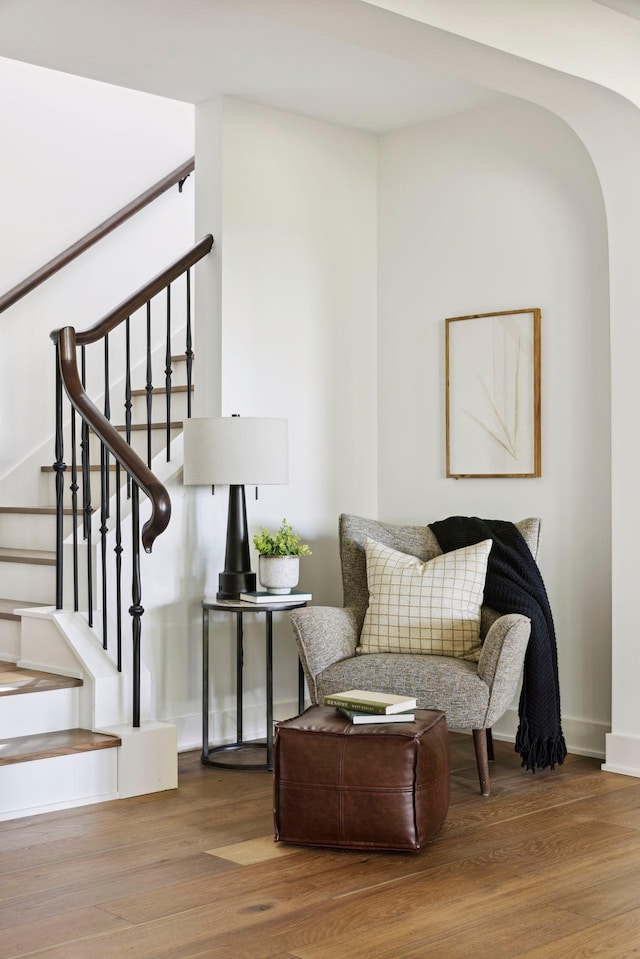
[0, 351, 196, 820]
[0, 163, 213, 817]
[0, 661, 121, 820]
[0, 158, 213, 820]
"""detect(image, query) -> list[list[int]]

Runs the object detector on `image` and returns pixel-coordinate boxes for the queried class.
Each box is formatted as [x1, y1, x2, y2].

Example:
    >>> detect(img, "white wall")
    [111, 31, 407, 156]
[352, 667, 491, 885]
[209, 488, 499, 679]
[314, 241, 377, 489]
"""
[359, 0, 640, 776]
[185, 93, 612, 760]
[378, 97, 611, 753]
[219, 98, 379, 601]
[180, 97, 378, 742]
[0, 56, 195, 491]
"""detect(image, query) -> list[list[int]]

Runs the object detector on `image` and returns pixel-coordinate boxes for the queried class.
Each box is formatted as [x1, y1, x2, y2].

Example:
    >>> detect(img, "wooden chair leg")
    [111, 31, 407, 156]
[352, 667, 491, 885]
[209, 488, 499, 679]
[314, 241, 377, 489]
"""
[486, 727, 494, 762]
[472, 728, 490, 797]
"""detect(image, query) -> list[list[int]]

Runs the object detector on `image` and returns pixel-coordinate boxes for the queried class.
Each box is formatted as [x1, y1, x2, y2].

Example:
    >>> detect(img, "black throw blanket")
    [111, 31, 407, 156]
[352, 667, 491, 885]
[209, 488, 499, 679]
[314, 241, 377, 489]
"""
[429, 516, 566, 772]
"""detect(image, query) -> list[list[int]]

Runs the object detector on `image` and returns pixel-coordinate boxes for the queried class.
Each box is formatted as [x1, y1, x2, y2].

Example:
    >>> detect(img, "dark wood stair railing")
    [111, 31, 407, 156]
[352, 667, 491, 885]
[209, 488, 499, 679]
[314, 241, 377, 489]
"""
[0, 157, 195, 315]
[50, 233, 213, 726]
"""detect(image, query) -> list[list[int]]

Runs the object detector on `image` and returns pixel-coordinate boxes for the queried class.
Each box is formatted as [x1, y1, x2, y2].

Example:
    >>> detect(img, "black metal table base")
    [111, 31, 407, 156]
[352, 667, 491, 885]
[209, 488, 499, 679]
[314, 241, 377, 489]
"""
[201, 741, 269, 772]
[201, 598, 308, 774]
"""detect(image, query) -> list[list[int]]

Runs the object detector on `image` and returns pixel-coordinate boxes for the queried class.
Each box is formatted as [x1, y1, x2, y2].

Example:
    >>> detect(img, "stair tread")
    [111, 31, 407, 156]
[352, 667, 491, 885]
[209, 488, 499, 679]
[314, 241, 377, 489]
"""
[0, 599, 49, 621]
[0, 506, 73, 515]
[113, 421, 183, 432]
[130, 385, 193, 396]
[0, 661, 82, 696]
[0, 546, 55, 565]
[41, 464, 118, 473]
[0, 728, 121, 766]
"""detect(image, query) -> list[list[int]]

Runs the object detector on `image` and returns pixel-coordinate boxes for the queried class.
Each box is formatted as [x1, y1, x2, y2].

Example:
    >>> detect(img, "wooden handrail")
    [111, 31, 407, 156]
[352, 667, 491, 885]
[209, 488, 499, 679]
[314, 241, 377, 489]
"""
[50, 233, 213, 552]
[56, 326, 171, 553]
[68, 234, 213, 346]
[0, 157, 195, 315]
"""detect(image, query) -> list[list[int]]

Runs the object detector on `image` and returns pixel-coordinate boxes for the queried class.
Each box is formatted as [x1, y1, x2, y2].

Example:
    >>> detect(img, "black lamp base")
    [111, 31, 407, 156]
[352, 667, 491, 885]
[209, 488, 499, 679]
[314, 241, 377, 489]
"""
[216, 484, 256, 601]
[217, 570, 256, 601]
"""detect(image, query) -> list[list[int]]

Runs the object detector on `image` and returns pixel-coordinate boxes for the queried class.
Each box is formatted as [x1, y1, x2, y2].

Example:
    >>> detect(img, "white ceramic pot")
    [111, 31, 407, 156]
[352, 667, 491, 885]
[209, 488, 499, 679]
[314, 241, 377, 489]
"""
[258, 555, 300, 594]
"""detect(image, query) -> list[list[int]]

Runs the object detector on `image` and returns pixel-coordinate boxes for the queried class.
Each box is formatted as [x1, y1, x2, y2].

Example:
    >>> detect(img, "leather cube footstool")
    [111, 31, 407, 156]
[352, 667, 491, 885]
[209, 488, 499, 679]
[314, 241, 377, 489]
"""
[273, 705, 449, 852]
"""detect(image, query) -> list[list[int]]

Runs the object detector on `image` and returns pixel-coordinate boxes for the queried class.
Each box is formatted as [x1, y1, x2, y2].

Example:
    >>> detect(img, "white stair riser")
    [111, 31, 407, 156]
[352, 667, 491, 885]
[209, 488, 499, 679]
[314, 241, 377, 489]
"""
[0, 619, 21, 661]
[55, 383, 189, 446]
[128, 387, 191, 419]
[0, 686, 79, 737]
[38, 473, 126, 510]
[39, 444, 181, 508]
[0, 561, 55, 605]
[87, 426, 181, 463]
[0, 748, 118, 821]
[0, 512, 73, 552]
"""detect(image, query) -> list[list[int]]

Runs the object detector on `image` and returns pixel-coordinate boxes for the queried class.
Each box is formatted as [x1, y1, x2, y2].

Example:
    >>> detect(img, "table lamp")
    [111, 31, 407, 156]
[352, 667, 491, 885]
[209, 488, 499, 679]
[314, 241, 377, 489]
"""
[182, 415, 288, 600]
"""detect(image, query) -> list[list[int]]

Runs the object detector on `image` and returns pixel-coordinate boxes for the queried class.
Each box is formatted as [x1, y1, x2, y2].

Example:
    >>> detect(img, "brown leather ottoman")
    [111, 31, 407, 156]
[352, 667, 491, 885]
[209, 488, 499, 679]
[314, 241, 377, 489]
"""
[273, 705, 449, 852]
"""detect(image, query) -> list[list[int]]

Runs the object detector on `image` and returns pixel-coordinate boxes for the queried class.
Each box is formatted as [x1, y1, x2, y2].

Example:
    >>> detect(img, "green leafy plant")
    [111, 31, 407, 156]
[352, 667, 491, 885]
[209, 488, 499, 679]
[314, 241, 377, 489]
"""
[253, 519, 312, 556]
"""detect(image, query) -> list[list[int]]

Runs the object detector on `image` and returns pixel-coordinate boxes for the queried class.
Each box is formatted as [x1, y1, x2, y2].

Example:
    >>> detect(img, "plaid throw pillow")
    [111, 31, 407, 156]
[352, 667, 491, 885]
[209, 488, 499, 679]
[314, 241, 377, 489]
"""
[357, 537, 492, 661]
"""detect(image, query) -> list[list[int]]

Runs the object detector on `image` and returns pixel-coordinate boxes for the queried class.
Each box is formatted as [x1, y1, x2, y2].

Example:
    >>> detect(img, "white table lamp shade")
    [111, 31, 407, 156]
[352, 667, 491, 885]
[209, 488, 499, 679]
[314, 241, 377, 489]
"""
[183, 417, 288, 487]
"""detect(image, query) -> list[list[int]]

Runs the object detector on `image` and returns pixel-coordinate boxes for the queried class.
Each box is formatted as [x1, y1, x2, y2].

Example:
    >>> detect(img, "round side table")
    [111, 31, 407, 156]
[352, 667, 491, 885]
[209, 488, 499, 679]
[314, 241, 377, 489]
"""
[201, 597, 308, 771]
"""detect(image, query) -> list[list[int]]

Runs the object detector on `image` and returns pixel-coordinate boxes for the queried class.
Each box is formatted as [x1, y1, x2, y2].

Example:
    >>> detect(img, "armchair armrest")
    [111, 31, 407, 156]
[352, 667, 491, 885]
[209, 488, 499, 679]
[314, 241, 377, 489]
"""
[290, 606, 359, 703]
[479, 613, 531, 727]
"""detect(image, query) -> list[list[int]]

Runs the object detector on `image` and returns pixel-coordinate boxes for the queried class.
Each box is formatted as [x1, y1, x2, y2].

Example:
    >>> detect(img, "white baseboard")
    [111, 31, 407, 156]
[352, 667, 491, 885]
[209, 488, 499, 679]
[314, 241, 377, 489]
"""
[602, 733, 640, 779]
[0, 791, 120, 823]
[490, 707, 609, 760]
[172, 698, 302, 754]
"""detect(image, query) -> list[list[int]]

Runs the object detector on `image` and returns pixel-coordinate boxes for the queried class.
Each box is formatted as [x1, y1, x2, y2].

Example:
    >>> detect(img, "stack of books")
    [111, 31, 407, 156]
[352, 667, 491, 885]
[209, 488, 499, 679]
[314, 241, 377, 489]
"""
[239, 589, 312, 604]
[323, 689, 416, 724]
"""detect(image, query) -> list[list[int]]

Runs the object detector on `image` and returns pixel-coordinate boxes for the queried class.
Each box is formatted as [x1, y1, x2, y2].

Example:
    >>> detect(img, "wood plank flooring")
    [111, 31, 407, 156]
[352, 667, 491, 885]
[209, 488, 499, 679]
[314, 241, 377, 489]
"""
[0, 734, 639, 958]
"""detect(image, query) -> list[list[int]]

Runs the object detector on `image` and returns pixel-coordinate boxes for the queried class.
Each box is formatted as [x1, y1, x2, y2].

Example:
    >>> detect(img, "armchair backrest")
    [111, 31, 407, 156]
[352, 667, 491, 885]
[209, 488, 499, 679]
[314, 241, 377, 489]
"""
[339, 514, 541, 632]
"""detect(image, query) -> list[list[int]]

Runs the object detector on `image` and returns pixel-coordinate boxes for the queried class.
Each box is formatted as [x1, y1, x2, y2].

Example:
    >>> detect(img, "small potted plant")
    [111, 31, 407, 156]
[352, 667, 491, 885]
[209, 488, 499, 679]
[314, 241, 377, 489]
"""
[253, 518, 312, 594]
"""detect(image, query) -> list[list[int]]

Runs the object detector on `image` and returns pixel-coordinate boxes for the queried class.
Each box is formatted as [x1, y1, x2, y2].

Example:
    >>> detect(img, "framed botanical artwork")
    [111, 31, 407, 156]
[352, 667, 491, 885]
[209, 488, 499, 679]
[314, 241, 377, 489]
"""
[446, 308, 541, 478]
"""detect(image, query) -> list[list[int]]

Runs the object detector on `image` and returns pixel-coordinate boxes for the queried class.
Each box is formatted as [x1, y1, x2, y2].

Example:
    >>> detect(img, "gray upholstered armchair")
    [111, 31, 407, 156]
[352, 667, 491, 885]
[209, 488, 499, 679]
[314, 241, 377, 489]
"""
[290, 514, 539, 796]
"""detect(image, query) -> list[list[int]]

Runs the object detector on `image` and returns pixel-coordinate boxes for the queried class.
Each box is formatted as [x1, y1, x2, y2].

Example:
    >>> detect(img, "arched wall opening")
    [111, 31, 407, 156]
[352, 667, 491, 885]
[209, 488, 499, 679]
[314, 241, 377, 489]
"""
[376, 94, 611, 752]
[191, 0, 637, 770]
[296, 0, 640, 773]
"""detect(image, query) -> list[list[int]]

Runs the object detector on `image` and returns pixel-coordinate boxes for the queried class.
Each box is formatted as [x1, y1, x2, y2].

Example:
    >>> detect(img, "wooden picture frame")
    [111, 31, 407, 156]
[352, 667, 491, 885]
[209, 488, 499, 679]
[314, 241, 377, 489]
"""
[446, 308, 541, 478]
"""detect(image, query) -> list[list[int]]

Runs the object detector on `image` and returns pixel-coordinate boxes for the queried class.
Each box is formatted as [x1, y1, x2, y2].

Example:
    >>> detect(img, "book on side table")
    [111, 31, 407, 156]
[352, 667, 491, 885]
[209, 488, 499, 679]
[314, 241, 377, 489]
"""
[239, 590, 312, 604]
[323, 689, 417, 715]
[337, 707, 416, 724]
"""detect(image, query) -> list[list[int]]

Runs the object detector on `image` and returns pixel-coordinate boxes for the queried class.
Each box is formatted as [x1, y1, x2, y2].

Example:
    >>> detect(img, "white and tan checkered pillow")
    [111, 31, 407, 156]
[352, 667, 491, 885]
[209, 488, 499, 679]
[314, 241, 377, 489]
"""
[357, 537, 492, 661]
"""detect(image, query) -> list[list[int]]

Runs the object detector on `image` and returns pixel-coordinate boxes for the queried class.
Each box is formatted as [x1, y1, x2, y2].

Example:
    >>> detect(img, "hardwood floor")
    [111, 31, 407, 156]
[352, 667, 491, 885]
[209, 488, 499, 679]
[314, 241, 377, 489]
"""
[1, 734, 639, 959]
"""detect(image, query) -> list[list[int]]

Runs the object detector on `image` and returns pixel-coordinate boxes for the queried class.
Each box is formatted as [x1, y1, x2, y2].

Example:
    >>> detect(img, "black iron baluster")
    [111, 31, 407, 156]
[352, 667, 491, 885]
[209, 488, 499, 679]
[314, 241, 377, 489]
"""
[80, 347, 88, 542]
[185, 267, 193, 420]
[100, 336, 110, 649]
[146, 301, 153, 468]
[125, 316, 132, 499]
[54, 346, 66, 610]
[104, 333, 111, 513]
[115, 461, 123, 672]
[130, 482, 144, 727]
[100, 445, 108, 650]
[70, 407, 79, 611]
[165, 285, 172, 460]
[81, 347, 93, 628]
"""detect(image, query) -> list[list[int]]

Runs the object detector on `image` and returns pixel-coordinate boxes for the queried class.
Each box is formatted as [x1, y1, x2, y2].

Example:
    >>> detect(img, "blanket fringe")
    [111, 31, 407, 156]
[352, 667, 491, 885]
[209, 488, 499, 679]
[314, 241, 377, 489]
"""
[516, 716, 567, 772]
